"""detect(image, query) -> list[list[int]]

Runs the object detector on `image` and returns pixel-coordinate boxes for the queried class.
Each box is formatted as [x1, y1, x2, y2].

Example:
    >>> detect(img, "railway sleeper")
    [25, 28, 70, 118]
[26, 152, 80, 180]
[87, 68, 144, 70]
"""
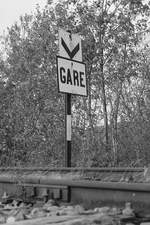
[18, 183, 69, 202]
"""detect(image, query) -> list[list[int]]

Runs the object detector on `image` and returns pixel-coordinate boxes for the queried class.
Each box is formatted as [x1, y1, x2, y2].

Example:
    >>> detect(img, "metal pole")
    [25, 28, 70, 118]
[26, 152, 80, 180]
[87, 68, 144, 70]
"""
[65, 29, 72, 168]
[65, 93, 71, 167]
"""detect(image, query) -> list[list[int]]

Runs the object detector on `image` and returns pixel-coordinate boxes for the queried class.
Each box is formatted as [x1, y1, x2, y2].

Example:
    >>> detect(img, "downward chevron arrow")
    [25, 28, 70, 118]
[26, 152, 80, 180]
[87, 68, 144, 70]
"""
[61, 38, 80, 59]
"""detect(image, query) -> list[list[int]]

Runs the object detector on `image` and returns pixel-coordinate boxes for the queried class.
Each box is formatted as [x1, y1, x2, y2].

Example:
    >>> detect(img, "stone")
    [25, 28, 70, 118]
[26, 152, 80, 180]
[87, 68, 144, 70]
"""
[71, 219, 91, 225]
[15, 210, 25, 221]
[122, 202, 134, 216]
[56, 209, 67, 216]
[27, 207, 46, 219]
[46, 199, 57, 206]
[0, 215, 6, 224]
[11, 199, 18, 208]
[6, 216, 16, 223]
[57, 205, 76, 216]
[109, 207, 121, 216]
[43, 205, 59, 212]
[2, 192, 9, 199]
[94, 215, 115, 225]
[74, 205, 85, 214]
[94, 206, 110, 214]
[4, 204, 14, 210]
[125, 223, 135, 225]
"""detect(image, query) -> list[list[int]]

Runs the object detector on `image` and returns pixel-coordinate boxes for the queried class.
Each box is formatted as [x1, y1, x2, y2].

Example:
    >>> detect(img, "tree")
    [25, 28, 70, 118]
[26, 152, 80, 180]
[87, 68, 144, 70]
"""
[68, 0, 150, 165]
[0, 0, 150, 166]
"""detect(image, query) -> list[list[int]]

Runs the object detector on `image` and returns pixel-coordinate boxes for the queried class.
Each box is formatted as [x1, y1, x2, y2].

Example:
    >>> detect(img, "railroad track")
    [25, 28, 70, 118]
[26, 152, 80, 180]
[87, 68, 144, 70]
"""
[0, 166, 145, 182]
[0, 167, 149, 212]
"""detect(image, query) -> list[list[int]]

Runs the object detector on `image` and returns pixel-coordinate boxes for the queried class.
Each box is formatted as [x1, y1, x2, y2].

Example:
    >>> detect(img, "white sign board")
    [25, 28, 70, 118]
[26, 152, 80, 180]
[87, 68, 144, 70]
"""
[57, 56, 87, 96]
[59, 29, 82, 62]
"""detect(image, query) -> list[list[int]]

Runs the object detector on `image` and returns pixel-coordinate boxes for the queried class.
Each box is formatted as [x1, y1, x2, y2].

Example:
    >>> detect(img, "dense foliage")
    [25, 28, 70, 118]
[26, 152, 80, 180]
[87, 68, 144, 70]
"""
[0, 0, 150, 167]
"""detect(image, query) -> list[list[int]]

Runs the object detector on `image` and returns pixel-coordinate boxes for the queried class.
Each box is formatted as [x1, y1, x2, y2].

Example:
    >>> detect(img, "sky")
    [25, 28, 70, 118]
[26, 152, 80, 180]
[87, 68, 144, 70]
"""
[0, 0, 47, 35]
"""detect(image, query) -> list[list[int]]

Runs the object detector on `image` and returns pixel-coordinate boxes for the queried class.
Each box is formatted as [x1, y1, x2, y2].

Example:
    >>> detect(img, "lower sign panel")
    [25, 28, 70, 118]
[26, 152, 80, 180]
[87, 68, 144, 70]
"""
[57, 56, 87, 96]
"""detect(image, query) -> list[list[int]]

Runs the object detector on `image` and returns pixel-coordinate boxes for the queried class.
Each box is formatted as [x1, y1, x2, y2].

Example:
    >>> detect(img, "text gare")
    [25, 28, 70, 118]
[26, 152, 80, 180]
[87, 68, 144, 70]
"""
[59, 67, 85, 87]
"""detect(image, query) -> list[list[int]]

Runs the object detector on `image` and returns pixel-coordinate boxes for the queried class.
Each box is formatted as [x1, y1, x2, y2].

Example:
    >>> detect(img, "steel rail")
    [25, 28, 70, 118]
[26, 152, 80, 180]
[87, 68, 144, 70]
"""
[0, 167, 144, 172]
[0, 169, 148, 209]
[0, 174, 148, 192]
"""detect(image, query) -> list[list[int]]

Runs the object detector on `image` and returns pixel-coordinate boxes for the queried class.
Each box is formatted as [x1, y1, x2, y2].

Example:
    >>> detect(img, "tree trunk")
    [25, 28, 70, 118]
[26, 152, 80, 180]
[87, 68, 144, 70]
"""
[87, 64, 94, 165]
[111, 82, 122, 166]
[99, 19, 109, 153]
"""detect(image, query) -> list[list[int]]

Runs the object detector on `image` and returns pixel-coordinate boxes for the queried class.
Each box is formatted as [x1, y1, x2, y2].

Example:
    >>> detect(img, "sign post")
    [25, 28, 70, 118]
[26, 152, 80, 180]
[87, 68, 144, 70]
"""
[65, 93, 71, 167]
[57, 29, 87, 167]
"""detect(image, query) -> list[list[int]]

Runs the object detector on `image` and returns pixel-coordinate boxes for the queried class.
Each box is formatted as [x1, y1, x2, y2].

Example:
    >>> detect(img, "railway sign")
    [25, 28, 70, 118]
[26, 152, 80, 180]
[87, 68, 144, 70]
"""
[57, 56, 87, 96]
[59, 29, 82, 62]
[57, 29, 87, 167]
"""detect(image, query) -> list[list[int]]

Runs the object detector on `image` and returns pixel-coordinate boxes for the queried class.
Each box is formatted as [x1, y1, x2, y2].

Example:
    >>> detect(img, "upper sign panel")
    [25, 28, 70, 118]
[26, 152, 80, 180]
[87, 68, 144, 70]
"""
[59, 29, 82, 62]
